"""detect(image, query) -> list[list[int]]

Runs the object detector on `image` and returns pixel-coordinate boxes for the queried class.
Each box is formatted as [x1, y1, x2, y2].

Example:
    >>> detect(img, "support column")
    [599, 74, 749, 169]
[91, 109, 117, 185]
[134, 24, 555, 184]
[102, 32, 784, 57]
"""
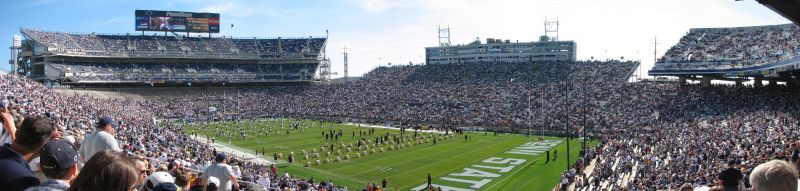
[700, 77, 712, 87]
[754, 77, 763, 87]
[678, 76, 687, 85]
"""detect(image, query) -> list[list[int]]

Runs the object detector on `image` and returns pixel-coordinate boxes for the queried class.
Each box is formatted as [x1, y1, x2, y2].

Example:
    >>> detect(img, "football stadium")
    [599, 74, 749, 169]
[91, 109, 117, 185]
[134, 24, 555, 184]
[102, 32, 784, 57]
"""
[2, 1, 800, 191]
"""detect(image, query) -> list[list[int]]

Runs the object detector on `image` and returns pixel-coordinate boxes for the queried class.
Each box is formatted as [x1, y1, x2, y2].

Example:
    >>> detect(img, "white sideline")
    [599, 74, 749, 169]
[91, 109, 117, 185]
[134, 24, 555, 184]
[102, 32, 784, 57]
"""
[189, 135, 275, 165]
[343, 123, 446, 134]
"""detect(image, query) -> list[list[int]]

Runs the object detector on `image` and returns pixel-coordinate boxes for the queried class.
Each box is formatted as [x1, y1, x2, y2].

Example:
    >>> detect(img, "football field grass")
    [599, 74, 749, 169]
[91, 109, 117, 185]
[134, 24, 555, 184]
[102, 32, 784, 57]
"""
[185, 119, 595, 191]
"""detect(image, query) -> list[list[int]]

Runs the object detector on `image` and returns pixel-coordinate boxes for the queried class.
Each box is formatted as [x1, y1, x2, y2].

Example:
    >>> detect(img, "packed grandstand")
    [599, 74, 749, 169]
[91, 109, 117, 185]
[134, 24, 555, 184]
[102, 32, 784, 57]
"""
[19, 29, 326, 84]
[3, 9, 800, 191]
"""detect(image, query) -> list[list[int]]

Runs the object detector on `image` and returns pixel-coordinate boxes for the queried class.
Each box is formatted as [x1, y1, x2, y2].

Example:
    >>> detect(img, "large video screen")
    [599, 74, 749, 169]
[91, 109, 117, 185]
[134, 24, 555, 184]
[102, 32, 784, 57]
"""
[135, 10, 220, 33]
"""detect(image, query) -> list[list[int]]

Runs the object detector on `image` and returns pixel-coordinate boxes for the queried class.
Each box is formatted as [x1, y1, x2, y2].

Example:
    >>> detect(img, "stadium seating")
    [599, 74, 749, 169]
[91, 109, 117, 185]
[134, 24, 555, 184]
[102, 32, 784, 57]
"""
[654, 24, 800, 70]
[21, 29, 326, 59]
[49, 62, 317, 83]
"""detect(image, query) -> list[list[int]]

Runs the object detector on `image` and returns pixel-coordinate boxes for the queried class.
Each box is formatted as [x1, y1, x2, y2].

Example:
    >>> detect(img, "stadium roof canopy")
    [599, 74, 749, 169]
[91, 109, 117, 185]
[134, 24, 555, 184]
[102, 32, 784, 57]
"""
[758, 0, 800, 25]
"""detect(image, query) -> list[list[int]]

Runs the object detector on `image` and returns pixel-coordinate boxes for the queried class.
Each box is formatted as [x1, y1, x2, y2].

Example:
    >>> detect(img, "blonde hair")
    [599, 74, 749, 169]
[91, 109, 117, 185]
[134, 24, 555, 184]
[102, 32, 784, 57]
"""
[749, 160, 798, 191]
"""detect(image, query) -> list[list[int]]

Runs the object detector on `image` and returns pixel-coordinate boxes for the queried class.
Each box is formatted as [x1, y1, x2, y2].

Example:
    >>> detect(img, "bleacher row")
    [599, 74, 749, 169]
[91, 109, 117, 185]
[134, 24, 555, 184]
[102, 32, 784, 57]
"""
[50, 62, 318, 82]
[22, 29, 326, 59]
[654, 24, 800, 71]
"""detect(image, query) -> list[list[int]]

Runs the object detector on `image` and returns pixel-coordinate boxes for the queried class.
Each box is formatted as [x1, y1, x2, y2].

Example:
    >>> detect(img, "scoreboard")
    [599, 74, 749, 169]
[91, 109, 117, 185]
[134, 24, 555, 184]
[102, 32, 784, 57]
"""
[135, 10, 220, 33]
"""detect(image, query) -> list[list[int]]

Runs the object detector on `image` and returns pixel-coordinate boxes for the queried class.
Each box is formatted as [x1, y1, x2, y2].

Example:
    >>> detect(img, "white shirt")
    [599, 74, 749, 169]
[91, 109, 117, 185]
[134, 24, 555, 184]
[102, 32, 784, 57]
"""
[257, 175, 270, 189]
[79, 130, 121, 162]
[203, 163, 236, 191]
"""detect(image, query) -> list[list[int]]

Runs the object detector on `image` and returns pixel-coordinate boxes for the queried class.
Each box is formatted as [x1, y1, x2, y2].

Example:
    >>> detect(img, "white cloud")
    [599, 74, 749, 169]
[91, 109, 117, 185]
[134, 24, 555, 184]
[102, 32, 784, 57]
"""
[94, 17, 126, 26]
[362, 0, 392, 12]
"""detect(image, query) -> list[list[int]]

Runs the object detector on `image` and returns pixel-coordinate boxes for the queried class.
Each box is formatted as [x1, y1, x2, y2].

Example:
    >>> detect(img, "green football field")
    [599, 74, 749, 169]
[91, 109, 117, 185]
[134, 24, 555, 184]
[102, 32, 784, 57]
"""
[185, 119, 595, 191]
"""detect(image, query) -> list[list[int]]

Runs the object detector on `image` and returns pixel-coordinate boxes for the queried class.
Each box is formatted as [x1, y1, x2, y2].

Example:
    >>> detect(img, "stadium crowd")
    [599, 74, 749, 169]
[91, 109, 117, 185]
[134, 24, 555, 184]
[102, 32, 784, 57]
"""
[49, 62, 317, 82]
[0, 74, 351, 191]
[4, 49, 800, 190]
[567, 83, 800, 190]
[21, 29, 326, 59]
[153, 59, 800, 190]
[164, 61, 638, 131]
[655, 24, 800, 70]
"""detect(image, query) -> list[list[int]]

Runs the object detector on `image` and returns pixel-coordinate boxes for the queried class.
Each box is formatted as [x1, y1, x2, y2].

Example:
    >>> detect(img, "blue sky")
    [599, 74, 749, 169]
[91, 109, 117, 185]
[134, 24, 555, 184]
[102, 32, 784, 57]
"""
[0, 0, 792, 77]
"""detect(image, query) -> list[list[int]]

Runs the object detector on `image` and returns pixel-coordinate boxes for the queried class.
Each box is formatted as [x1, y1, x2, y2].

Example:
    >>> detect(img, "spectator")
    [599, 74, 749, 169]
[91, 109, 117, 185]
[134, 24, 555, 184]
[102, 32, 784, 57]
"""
[718, 160, 743, 191]
[202, 153, 238, 191]
[145, 172, 174, 191]
[152, 182, 179, 191]
[206, 177, 220, 191]
[133, 157, 149, 191]
[679, 183, 693, 191]
[749, 160, 798, 191]
[174, 174, 190, 191]
[188, 176, 207, 191]
[0, 100, 16, 145]
[79, 116, 121, 163]
[25, 140, 79, 191]
[0, 116, 53, 191]
[68, 150, 139, 191]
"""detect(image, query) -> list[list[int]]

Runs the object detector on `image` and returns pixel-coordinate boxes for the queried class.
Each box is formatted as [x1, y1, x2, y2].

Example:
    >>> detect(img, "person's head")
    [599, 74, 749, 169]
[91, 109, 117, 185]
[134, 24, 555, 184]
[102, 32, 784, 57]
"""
[727, 160, 737, 168]
[152, 182, 179, 191]
[679, 183, 693, 191]
[215, 153, 227, 163]
[39, 140, 79, 181]
[145, 172, 175, 191]
[206, 177, 220, 191]
[133, 157, 149, 186]
[191, 176, 207, 190]
[174, 174, 190, 190]
[749, 160, 798, 191]
[97, 116, 115, 133]
[14, 116, 53, 156]
[68, 150, 139, 191]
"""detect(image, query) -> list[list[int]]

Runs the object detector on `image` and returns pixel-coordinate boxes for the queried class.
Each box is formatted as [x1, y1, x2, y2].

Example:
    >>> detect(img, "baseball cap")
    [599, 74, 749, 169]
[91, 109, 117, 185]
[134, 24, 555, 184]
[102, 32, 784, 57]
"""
[215, 152, 227, 162]
[207, 176, 220, 187]
[39, 140, 79, 171]
[145, 172, 175, 191]
[98, 116, 116, 128]
[153, 182, 179, 191]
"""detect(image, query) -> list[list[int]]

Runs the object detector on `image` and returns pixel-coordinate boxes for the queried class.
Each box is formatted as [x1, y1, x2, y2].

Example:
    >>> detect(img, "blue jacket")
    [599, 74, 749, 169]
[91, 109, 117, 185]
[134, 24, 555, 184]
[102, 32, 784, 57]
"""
[0, 144, 40, 191]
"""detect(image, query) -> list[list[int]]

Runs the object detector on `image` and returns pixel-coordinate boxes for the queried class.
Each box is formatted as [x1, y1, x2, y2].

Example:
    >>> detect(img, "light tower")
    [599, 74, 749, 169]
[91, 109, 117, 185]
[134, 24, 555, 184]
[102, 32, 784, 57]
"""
[318, 30, 332, 81]
[653, 36, 660, 64]
[342, 46, 349, 83]
[438, 25, 452, 47]
[544, 18, 559, 41]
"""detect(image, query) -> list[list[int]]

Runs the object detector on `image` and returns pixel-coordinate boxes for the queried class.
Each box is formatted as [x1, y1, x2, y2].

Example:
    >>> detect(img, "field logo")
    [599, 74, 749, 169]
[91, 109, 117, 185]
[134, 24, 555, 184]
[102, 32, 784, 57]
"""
[410, 140, 562, 191]
[375, 166, 395, 172]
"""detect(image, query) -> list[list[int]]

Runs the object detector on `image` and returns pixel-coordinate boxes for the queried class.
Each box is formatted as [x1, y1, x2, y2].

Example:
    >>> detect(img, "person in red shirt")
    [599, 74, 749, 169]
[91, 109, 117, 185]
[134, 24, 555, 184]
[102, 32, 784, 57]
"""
[271, 164, 277, 177]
